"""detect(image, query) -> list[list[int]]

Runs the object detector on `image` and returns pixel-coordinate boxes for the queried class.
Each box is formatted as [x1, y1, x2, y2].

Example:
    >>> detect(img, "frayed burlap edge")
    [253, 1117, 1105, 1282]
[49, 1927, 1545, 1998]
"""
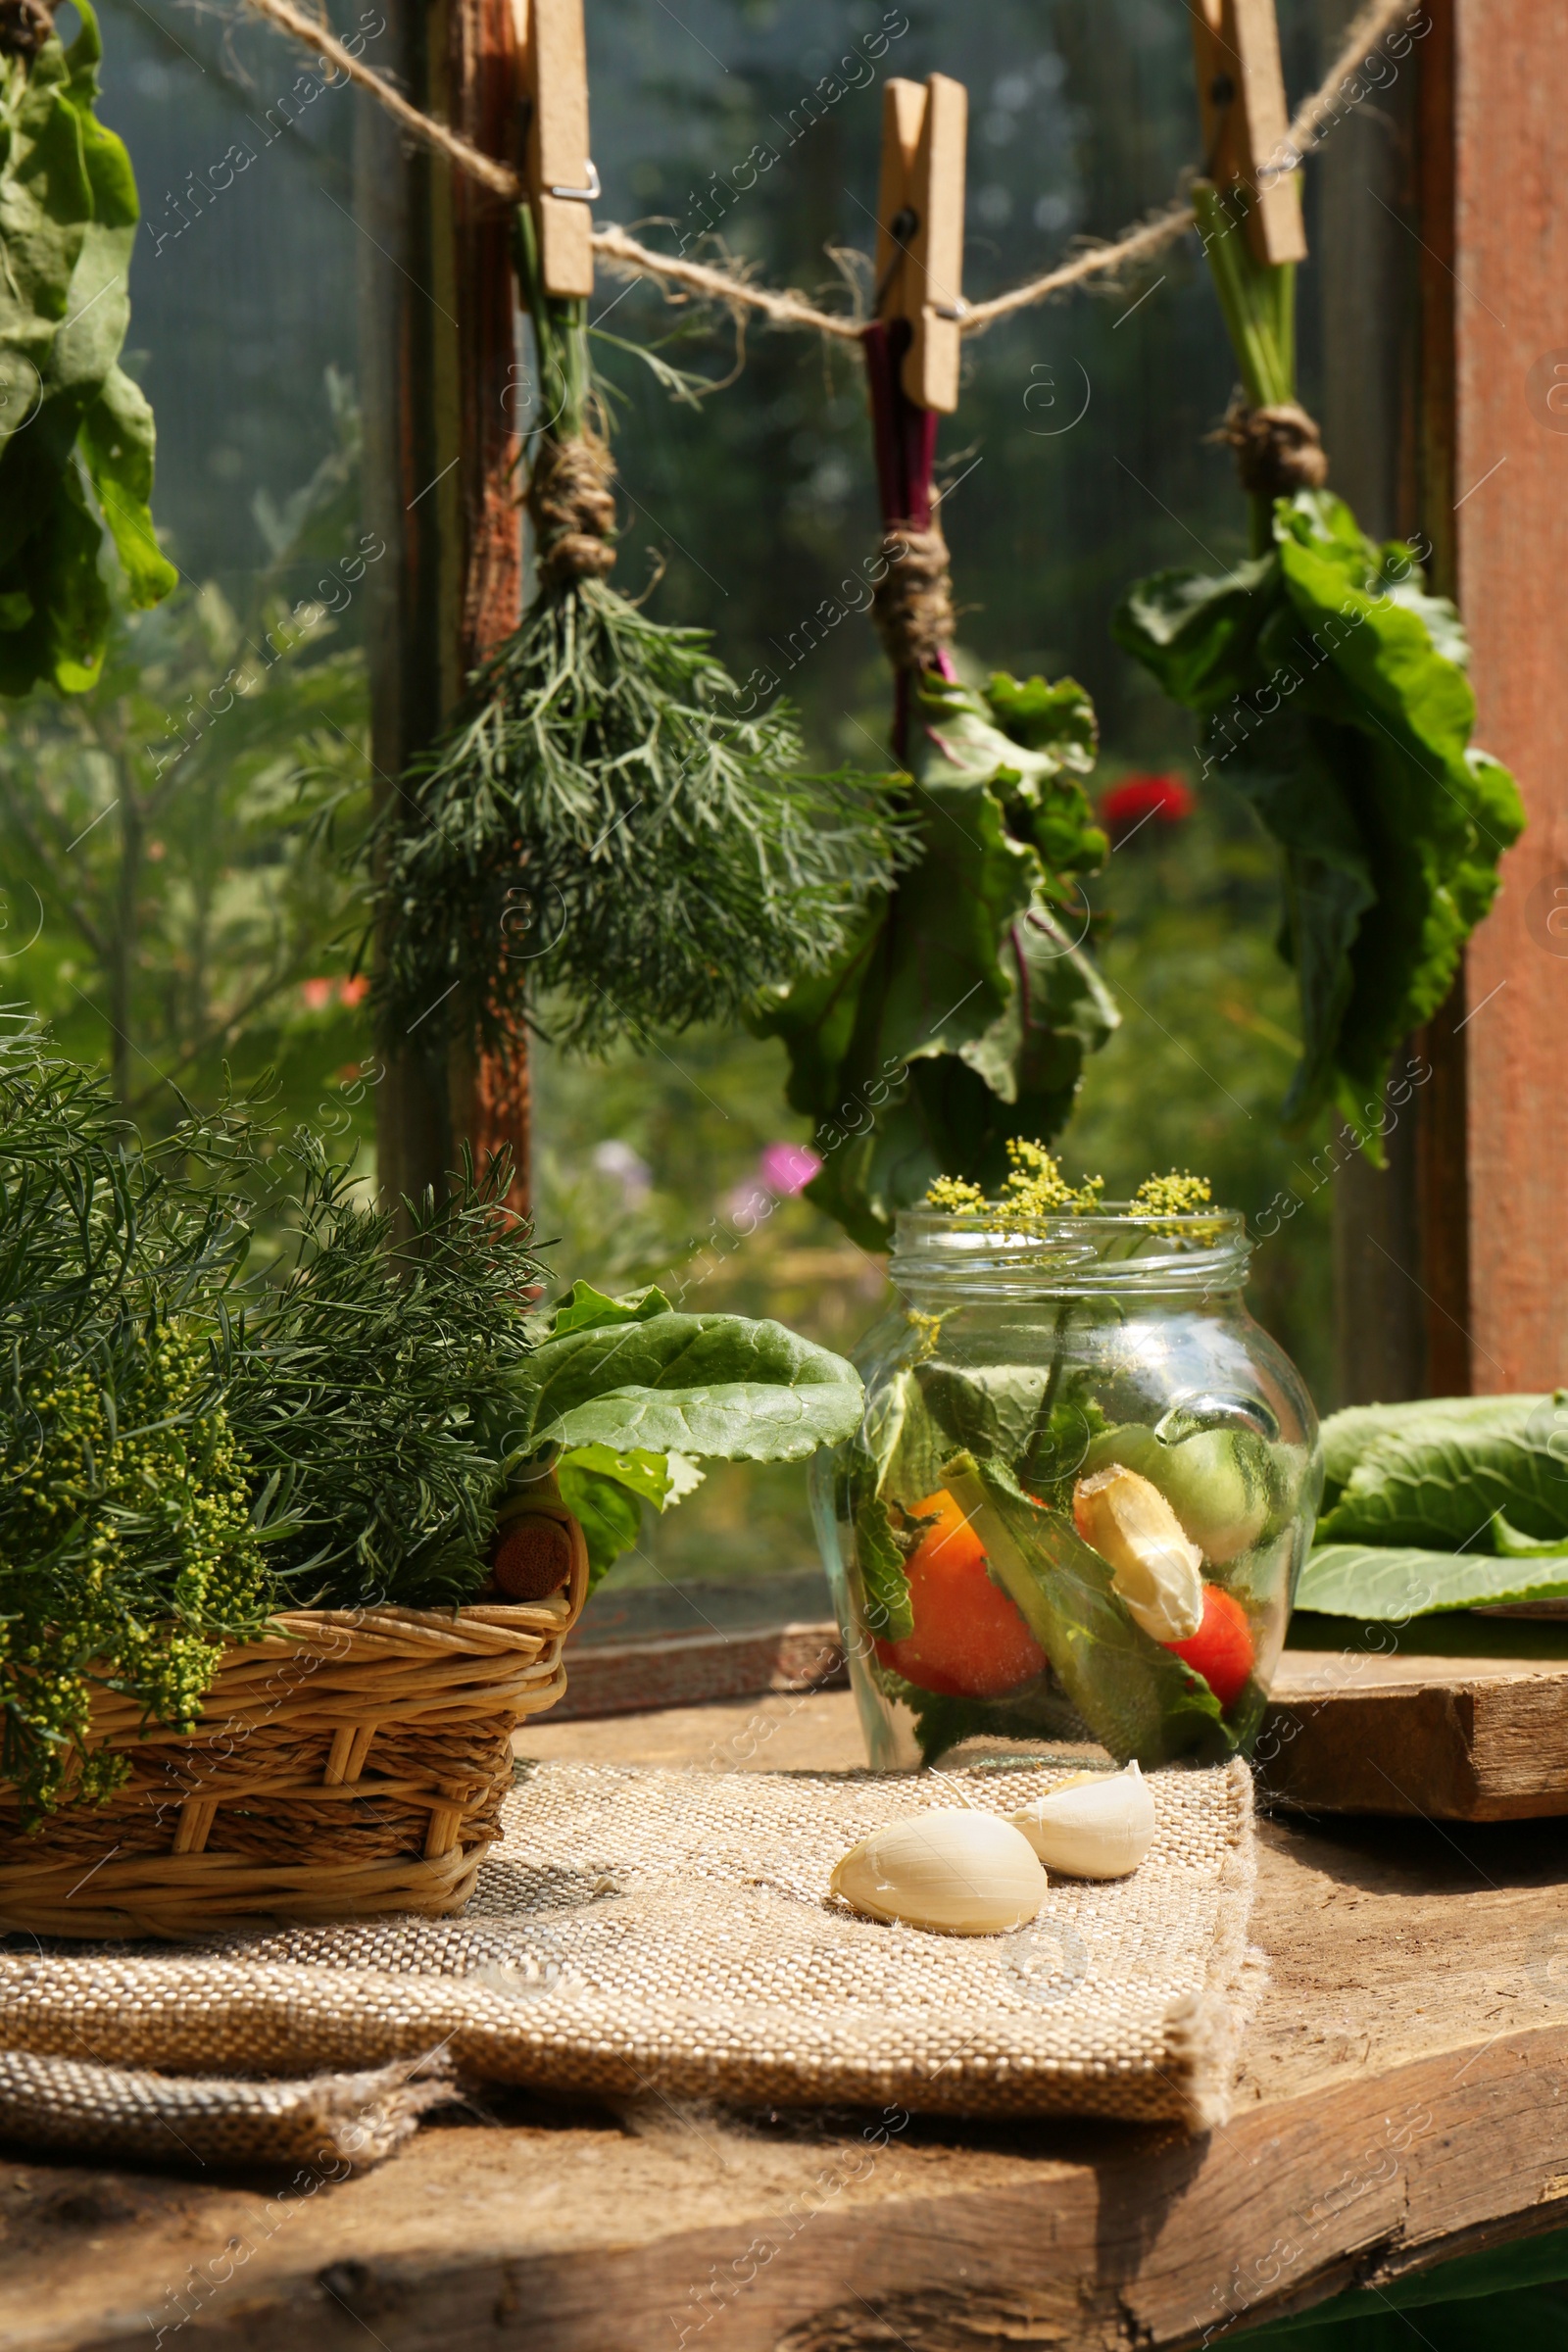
[0, 2046, 454, 2171]
[1164, 1758, 1267, 2132]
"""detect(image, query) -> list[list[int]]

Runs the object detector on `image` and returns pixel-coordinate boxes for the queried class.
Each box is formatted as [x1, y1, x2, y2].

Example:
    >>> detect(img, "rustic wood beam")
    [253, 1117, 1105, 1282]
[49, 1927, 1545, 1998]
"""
[1326, 0, 1563, 1402]
[1441, 0, 1568, 1392]
[358, 0, 530, 1223]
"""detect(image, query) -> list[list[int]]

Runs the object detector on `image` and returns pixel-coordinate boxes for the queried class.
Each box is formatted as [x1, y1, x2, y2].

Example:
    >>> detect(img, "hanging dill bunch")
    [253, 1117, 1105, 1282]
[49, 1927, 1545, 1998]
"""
[373, 214, 900, 1057]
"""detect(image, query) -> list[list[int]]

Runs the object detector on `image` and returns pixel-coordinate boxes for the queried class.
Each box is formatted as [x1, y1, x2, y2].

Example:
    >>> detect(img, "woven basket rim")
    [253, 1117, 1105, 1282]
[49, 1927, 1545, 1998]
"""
[253, 1586, 583, 1656]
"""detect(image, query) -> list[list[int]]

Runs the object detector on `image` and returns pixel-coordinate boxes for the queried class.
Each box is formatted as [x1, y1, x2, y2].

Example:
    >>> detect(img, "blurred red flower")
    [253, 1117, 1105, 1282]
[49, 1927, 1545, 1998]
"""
[1098, 773, 1195, 842]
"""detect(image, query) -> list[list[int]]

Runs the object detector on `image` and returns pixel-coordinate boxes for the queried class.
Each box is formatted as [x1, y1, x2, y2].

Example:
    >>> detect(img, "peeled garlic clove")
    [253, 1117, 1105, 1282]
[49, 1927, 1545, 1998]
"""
[830, 1809, 1046, 1936]
[1073, 1464, 1204, 1641]
[1010, 1762, 1156, 1881]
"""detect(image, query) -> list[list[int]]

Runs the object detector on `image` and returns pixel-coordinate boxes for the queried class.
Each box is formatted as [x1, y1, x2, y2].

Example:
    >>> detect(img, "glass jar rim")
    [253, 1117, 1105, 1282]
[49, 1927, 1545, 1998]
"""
[889, 1204, 1250, 1297]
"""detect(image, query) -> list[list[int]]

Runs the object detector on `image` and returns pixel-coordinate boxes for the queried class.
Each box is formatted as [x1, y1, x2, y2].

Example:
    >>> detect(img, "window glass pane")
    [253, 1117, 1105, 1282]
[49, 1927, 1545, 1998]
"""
[15, 0, 1336, 1658]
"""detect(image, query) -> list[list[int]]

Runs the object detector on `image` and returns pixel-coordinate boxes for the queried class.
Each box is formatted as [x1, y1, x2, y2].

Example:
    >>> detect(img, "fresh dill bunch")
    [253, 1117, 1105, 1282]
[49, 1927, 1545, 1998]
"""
[371, 205, 903, 1059]
[375, 585, 902, 1054]
[920, 1145, 1103, 1223]
[0, 1020, 546, 1815]
[1, 1323, 270, 1824]
[227, 1134, 545, 1609]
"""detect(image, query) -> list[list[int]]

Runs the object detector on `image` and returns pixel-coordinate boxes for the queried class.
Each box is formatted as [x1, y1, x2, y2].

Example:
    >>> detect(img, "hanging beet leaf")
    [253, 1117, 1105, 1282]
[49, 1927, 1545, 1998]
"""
[374, 211, 902, 1057]
[1113, 181, 1523, 1151]
[754, 319, 1117, 1250]
[0, 0, 175, 695]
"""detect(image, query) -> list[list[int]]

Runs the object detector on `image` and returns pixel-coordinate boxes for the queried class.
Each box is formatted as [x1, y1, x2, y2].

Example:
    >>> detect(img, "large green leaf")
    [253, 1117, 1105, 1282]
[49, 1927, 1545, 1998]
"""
[541, 1280, 675, 1338]
[0, 0, 172, 694]
[755, 670, 1117, 1247]
[1316, 1400, 1568, 1552]
[80, 368, 177, 609]
[1114, 493, 1523, 1142]
[555, 1458, 645, 1584]
[490, 1312, 863, 1461]
[1320, 1395, 1552, 1499]
[552, 1442, 703, 1586]
[913, 1360, 1049, 1467]
[942, 1450, 1230, 1767]
[1298, 1543, 1568, 1619]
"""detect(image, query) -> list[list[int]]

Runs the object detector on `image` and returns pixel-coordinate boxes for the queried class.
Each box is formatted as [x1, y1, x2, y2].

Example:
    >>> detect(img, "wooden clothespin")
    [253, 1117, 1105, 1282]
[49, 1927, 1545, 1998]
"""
[1188, 0, 1306, 266]
[514, 0, 597, 297]
[873, 74, 968, 413]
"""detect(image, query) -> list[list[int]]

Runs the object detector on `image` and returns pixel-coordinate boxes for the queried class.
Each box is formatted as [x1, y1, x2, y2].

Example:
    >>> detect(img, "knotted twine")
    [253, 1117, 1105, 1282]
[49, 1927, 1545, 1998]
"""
[0, 0, 54, 60]
[1220, 398, 1330, 498]
[862, 320, 958, 753]
[528, 434, 616, 588]
[871, 521, 956, 676]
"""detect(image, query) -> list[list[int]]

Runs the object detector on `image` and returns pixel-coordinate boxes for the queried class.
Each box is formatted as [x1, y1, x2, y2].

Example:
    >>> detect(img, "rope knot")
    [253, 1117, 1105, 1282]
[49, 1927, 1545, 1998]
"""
[1220, 399, 1329, 499]
[528, 436, 617, 588]
[0, 0, 56, 56]
[871, 522, 955, 674]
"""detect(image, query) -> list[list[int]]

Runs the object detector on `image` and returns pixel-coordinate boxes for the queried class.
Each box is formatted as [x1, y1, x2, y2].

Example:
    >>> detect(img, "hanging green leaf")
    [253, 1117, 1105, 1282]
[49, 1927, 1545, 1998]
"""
[0, 0, 175, 696]
[1112, 182, 1523, 1152]
[756, 670, 1118, 1249]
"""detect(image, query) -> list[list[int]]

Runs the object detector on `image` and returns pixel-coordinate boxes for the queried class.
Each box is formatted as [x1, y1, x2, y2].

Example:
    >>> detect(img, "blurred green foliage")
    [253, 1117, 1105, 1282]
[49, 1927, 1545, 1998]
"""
[0, 376, 374, 1148]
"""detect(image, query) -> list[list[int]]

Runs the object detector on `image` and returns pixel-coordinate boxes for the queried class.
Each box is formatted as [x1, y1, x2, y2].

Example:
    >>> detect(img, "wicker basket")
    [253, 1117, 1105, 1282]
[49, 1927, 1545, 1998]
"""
[0, 1517, 589, 1941]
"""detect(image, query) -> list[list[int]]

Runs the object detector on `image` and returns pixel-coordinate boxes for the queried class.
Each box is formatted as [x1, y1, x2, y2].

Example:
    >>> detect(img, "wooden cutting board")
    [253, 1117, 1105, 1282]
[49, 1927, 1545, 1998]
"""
[1259, 1611, 1568, 1820]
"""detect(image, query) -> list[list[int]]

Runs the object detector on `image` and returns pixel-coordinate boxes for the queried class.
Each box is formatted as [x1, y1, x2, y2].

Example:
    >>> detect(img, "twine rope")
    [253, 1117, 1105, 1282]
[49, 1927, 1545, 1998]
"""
[240, 0, 1417, 342]
[873, 525, 956, 672]
[1219, 397, 1329, 495]
[527, 435, 617, 585]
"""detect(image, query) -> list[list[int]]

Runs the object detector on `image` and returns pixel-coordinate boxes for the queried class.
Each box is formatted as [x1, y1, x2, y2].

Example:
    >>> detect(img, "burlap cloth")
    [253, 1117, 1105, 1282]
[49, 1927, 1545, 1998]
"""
[0, 1757, 1263, 2171]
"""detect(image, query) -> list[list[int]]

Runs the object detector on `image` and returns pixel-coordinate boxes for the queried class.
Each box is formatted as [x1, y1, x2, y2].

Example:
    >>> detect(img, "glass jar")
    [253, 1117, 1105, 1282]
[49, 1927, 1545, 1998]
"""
[811, 1204, 1321, 1771]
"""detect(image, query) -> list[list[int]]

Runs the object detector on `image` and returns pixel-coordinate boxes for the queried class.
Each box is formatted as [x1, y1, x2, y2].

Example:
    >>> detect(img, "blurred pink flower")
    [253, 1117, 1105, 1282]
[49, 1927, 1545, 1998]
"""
[300, 978, 333, 1010]
[339, 975, 369, 1007]
[760, 1141, 821, 1196]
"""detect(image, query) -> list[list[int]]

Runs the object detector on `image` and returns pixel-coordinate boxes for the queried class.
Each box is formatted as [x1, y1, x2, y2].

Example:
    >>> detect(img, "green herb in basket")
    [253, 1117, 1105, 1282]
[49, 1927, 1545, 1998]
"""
[0, 1022, 865, 1819]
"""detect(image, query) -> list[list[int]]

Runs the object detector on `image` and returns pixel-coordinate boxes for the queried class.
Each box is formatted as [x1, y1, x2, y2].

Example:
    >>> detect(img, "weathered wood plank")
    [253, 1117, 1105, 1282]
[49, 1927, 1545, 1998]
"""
[7, 1694, 1568, 2348]
[1260, 1640, 1568, 1820]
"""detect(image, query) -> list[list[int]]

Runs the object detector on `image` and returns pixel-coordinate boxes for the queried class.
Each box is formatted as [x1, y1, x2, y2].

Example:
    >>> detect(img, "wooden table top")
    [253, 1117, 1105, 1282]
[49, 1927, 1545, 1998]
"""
[8, 1690, 1568, 2351]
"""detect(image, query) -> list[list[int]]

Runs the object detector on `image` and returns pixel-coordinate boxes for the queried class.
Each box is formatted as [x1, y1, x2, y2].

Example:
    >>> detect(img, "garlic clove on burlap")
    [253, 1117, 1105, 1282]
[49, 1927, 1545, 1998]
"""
[830, 1809, 1047, 1936]
[1073, 1463, 1204, 1642]
[1009, 1763, 1156, 1880]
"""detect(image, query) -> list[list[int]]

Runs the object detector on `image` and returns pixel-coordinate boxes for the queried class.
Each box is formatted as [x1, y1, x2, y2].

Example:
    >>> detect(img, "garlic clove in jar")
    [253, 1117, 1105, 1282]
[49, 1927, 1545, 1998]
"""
[1073, 1464, 1204, 1642]
[830, 1809, 1047, 1936]
[1010, 1763, 1156, 1881]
